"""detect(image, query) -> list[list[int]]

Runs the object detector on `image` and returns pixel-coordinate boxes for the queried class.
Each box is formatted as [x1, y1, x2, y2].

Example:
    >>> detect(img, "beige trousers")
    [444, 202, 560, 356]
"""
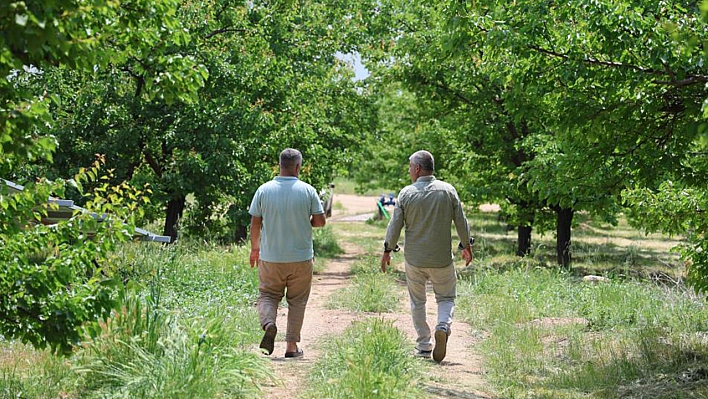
[405, 261, 457, 351]
[257, 259, 313, 343]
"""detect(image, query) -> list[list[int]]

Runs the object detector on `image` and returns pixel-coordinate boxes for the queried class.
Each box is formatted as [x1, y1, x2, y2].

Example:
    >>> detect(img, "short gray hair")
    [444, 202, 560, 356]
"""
[409, 150, 434, 172]
[280, 148, 302, 169]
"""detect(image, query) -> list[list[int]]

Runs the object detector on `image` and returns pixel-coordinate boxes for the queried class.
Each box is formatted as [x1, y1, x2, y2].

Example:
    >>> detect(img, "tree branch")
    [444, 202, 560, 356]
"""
[120, 65, 145, 97]
[205, 27, 248, 39]
[529, 45, 708, 87]
[529, 45, 659, 74]
[418, 76, 475, 105]
[653, 76, 708, 88]
[144, 151, 163, 178]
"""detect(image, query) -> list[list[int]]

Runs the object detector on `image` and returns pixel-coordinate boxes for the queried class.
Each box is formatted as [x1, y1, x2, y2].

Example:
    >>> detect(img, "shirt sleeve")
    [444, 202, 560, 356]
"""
[249, 189, 262, 217]
[384, 189, 406, 250]
[310, 186, 325, 215]
[451, 187, 471, 247]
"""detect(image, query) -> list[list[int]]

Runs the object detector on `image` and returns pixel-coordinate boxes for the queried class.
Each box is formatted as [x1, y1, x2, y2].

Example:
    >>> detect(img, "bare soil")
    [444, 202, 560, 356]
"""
[260, 194, 493, 399]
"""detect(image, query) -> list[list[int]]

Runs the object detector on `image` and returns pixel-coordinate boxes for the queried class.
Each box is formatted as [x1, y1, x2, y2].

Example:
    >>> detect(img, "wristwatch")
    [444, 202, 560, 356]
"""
[458, 237, 475, 250]
[383, 242, 401, 253]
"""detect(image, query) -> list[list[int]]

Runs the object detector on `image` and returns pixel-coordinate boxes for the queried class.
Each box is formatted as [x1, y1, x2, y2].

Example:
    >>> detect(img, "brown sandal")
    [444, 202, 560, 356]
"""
[284, 349, 304, 358]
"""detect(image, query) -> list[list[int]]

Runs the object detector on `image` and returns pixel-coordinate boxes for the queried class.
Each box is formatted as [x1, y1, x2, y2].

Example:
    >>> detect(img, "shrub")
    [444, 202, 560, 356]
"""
[0, 161, 143, 354]
[313, 225, 344, 258]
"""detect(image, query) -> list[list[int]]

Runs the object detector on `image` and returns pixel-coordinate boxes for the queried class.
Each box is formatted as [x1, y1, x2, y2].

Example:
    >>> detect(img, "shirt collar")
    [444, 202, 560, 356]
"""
[415, 175, 436, 183]
[274, 176, 298, 181]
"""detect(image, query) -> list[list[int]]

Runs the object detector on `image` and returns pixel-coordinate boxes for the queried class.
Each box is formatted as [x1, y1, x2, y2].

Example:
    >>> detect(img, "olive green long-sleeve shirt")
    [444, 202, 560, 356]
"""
[384, 176, 471, 268]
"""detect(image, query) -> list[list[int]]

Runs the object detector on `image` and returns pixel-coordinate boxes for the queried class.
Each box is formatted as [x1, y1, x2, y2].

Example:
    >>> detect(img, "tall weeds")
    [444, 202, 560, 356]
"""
[313, 225, 344, 258]
[306, 318, 423, 399]
[0, 240, 271, 399]
[74, 281, 272, 399]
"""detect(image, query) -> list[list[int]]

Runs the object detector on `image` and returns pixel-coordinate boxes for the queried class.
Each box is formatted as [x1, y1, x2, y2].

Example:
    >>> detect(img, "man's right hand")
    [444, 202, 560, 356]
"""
[461, 246, 473, 266]
[249, 248, 260, 268]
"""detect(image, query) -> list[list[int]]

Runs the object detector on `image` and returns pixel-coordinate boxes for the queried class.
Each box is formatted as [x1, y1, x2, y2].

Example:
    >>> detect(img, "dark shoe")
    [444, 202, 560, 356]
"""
[284, 349, 304, 358]
[414, 349, 432, 359]
[259, 323, 277, 355]
[433, 325, 450, 363]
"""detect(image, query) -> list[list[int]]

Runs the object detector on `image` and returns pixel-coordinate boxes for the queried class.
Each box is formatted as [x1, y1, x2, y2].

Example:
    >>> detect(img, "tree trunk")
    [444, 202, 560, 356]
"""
[555, 207, 574, 267]
[517, 225, 532, 256]
[233, 223, 248, 243]
[163, 195, 186, 243]
[515, 201, 534, 257]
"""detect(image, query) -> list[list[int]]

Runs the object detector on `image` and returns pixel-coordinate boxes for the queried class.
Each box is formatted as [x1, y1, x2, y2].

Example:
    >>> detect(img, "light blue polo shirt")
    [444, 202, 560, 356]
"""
[249, 176, 324, 263]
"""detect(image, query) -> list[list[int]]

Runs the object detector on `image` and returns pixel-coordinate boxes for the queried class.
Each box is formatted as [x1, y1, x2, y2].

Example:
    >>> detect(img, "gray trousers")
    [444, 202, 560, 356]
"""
[405, 261, 456, 351]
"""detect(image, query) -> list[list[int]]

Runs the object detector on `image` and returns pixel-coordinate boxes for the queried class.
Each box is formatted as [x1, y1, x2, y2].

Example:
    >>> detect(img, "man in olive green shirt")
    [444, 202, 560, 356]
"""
[381, 150, 472, 363]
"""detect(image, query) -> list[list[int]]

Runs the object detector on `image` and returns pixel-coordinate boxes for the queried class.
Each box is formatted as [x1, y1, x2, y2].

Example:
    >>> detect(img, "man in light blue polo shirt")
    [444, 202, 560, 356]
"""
[249, 148, 326, 358]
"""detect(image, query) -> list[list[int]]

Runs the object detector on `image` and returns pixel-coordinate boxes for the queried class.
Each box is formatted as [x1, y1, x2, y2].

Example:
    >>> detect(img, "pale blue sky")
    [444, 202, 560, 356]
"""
[335, 52, 370, 81]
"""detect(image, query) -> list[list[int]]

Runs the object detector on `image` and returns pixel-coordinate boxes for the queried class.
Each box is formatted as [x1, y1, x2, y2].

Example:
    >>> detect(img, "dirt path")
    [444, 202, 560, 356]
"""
[261, 194, 493, 399]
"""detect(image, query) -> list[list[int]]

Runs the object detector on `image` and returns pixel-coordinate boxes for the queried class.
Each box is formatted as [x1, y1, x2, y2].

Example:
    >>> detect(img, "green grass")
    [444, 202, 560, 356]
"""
[313, 225, 345, 273]
[0, 223, 351, 399]
[304, 318, 424, 399]
[314, 225, 345, 258]
[73, 285, 272, 399]
[3, 194, 706, 399]
[326, 223, 404, 313]
[456, 268, 708, 398]
[329, 256, 403, 313]
[328, 203, 707, 398]
[115, 240, 261, 320]
[463, 209, 683, 281]
[333, 200, 347, 211]
[0, 343, 74, 399]
[338, 221, 387, 255]
[0, 239, 271, 399]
